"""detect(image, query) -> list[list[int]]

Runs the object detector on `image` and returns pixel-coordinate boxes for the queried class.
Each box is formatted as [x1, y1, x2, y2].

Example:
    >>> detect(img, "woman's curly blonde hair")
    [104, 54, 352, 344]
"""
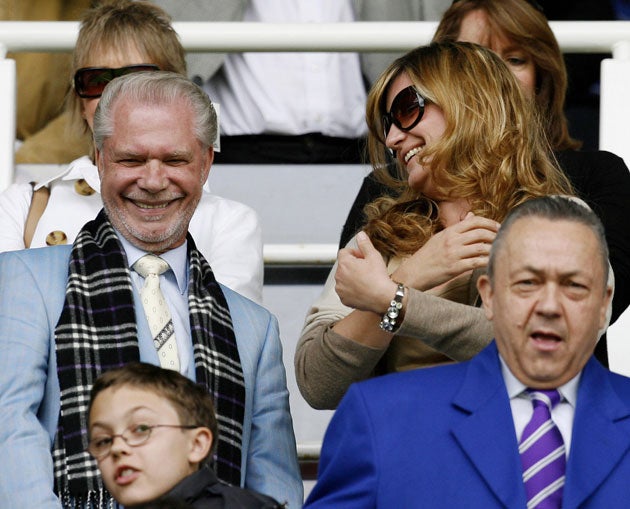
[363, 41, 573, 259]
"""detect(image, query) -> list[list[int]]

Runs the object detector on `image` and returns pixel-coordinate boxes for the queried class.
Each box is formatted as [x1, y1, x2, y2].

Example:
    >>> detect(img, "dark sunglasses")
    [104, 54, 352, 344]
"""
[382, 86, 426, 138]
[73, 64, 160, 98]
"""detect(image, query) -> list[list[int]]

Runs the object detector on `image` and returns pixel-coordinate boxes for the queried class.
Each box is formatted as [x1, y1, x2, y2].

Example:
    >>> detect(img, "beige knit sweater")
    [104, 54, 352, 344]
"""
[295, 246, 493, 410]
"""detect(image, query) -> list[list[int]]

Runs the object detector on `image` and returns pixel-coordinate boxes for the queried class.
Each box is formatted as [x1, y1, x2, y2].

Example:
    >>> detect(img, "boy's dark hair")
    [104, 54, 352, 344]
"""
[88, 362, 218, 461]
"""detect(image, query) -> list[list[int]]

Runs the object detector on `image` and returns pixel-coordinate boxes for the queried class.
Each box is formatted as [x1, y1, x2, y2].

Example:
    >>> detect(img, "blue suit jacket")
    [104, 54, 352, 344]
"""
[0, 246, 303, 508]
[306, 342, 630, 508]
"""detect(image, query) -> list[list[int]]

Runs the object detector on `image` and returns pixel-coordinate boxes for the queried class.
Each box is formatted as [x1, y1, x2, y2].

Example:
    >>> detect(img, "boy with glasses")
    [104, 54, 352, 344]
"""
[88, 362, 283, 508]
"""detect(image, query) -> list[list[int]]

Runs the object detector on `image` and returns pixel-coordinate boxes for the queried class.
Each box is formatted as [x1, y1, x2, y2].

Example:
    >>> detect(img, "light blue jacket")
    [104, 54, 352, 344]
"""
[0, 246, 303, 508]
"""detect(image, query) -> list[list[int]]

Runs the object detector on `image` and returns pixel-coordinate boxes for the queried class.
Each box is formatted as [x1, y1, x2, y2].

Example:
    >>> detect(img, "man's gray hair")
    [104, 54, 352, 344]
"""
[488, 196, 609, 286]
[93, 71, 217, 151]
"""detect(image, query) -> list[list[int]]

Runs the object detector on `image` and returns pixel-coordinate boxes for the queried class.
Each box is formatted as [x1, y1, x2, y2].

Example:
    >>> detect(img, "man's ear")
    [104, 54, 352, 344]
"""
[95, 147, 104, 180]
[187, 427, 213, 466]
[599, 285, 614, 331]
[201, 147, 214, 186]
[477, 274, 494, 321]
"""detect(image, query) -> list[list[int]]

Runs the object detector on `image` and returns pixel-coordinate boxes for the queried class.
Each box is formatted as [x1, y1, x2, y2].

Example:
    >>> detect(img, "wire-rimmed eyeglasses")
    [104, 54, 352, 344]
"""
[87, 423, 200, 459]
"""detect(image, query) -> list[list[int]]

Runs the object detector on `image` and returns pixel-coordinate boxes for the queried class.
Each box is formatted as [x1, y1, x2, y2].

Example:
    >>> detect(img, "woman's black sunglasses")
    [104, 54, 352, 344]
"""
[73, 64, 160, 98]
[382, 86, 426, 138]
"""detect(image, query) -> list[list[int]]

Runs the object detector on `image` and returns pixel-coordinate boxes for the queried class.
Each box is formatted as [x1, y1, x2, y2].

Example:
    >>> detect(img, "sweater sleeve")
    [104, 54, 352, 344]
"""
[295, 261, 387, 409]
[295, 252, 494, 409]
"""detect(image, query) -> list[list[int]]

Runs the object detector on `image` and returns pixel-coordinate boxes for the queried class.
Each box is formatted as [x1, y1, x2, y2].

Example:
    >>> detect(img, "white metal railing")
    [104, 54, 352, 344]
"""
[296, 442, 321, 460]
[264, 244, 338, 265]
[2, 21, 630, 54]
[3, 21, 630, 265]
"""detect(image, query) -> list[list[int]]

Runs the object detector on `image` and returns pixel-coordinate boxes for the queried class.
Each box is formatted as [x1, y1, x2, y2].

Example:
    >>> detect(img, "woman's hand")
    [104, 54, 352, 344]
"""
[393, 212, 500, 291]
[335, 232, 398, 314]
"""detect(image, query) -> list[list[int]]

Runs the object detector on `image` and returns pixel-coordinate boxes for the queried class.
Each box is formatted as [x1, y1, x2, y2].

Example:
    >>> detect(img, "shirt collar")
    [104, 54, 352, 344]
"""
[499, 354, 581, 408]
[117, 230, 189, 295]
[34, 155, 101, 192]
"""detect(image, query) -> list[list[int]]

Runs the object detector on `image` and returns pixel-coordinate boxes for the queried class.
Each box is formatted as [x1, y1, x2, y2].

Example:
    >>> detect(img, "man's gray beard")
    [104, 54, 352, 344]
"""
[103, 197, 199, 253]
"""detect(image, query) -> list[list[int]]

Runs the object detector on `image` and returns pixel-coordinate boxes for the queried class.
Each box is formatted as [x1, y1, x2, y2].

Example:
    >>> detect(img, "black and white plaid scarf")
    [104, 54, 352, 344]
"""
[52, 210, 246, 508]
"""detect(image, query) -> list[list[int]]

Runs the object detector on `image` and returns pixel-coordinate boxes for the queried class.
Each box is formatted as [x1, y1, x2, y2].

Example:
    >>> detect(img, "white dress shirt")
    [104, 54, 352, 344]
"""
[120, 234, 194, 375]
[204, 0, 368, 138]
[500, 355, 580, 455]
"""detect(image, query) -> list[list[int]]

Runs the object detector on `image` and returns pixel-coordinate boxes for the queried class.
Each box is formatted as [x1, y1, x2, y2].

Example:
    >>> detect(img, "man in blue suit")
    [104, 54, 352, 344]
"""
[306, 196, 630, 508]
[0, 72, 302, 508]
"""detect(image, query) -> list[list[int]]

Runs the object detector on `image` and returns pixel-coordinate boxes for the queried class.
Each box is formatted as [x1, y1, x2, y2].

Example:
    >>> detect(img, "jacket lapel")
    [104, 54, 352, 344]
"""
[563, 357, 630, 507]
[451, 343, 527, 508]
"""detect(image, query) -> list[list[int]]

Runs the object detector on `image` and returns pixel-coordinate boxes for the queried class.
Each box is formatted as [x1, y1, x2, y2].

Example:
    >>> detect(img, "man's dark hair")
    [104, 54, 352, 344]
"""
[488, 196, 609, 287]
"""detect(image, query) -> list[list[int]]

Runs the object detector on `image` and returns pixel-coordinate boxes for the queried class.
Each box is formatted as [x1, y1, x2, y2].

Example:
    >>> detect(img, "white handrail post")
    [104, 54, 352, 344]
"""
[0, 46, 15, 192]
[600, 40, 630, 168]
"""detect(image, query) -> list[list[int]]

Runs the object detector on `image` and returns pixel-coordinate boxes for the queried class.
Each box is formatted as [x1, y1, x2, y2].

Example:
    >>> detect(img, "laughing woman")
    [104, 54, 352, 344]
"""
[340, 0, 630, 366]
[295, 41, 573, 409]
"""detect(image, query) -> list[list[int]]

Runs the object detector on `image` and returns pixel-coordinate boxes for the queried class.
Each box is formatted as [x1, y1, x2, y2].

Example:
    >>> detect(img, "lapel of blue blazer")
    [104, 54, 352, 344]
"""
[451, 342, 527, 508]
[563, 357, 630, 507]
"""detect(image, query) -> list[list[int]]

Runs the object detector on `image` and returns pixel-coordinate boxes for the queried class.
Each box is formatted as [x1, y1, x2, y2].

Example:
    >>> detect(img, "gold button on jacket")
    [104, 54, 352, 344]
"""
[74, 179, 95, 196]
[46, 230, 68, 246]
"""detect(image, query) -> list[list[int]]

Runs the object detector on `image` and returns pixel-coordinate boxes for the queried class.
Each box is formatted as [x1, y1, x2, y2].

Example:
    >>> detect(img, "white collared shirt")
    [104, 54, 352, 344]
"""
[204, 0, 368, 137]
[120, 233, 194, 376]
[500, 355, 580, 455]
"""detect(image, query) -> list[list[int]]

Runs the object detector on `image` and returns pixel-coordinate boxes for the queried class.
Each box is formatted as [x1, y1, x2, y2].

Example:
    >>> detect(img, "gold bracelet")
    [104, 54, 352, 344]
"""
[379, 283, 405, 332]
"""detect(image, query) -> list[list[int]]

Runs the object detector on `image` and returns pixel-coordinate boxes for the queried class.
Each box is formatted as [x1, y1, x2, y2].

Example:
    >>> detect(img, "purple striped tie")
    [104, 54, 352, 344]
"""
[519, 389, 566, 509]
